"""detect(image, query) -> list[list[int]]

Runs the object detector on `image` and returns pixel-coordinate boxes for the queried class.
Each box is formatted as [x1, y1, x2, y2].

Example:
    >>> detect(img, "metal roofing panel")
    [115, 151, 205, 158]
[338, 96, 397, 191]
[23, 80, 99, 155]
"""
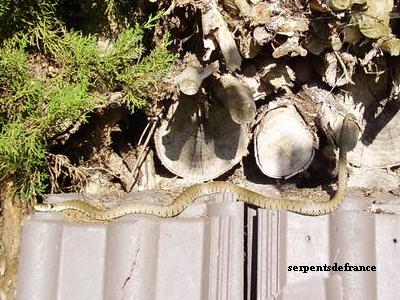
[17, 193, 244, 300]
[375, 213, 400, 299]
[17, 190, 400, 300]
[251, 191, 400, 300]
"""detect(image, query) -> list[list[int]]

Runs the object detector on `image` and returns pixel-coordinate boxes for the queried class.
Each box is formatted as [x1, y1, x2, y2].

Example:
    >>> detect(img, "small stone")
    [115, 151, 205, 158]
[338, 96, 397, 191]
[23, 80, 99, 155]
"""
[253, 27, 272, 45]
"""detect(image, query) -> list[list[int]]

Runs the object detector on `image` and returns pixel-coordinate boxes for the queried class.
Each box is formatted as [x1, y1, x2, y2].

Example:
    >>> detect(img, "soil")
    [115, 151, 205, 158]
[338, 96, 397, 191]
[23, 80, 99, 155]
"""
[0, 182, 30, 300]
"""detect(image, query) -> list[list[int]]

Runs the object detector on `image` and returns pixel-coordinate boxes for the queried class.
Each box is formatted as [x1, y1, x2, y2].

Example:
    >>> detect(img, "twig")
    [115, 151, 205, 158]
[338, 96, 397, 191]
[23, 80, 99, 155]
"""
[334, 51, 355, 85]
[138, 121, 151, 146]
[127, 121, 157, 192]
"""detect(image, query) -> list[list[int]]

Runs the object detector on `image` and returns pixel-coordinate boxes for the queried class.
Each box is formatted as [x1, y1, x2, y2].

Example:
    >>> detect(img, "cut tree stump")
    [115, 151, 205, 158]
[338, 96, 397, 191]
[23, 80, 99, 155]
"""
[154, 95, 250, 182]
[254, 104, 317, 179]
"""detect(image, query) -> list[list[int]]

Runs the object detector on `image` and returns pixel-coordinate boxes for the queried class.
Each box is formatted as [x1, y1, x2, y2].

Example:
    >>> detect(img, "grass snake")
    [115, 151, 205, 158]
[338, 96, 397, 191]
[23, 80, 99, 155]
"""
[35, 114, 359, 220]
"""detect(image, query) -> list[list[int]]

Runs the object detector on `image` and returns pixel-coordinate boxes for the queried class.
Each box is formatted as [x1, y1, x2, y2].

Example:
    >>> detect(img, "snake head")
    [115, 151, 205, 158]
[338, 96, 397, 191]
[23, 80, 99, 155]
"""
[35, 203, 54, 211]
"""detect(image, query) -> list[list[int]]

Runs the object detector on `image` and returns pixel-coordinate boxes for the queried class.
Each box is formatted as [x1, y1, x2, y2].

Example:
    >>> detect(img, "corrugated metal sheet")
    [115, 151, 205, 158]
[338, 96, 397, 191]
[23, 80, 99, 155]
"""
[17, 190, 400, 300]
[17, 193, 243, 300]
[248, 191, 400, 300]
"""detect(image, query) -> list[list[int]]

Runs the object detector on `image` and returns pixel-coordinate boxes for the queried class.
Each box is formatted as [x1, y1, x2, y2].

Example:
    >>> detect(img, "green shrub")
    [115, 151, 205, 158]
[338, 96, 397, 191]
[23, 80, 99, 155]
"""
[0, 4, 176, 201]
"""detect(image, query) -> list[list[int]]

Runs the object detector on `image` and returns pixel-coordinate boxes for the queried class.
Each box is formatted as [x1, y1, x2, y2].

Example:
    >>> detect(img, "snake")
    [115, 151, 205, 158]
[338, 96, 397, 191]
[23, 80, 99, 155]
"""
[35, 114, 359, 220]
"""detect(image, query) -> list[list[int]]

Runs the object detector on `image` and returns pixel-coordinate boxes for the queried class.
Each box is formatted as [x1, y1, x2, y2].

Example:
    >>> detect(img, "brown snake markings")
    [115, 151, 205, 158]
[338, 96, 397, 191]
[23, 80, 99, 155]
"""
[35, 114, 359, 220]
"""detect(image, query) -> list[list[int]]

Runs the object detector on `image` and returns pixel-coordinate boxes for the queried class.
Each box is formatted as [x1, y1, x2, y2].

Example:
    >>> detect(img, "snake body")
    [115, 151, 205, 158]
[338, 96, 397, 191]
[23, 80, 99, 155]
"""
[35, 114, 359, 220]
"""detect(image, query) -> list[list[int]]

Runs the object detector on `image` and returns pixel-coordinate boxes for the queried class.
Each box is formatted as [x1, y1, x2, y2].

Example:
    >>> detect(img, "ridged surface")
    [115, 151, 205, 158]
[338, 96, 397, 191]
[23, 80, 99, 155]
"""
[18, 191, 400, 300]
[250, 191, 400, 300]
[18, 193, 244, 300]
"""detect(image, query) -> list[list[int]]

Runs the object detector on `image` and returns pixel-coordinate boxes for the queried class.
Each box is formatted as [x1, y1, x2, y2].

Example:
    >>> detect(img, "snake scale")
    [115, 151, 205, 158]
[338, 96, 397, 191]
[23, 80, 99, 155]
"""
[35, 114, 359, 220]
